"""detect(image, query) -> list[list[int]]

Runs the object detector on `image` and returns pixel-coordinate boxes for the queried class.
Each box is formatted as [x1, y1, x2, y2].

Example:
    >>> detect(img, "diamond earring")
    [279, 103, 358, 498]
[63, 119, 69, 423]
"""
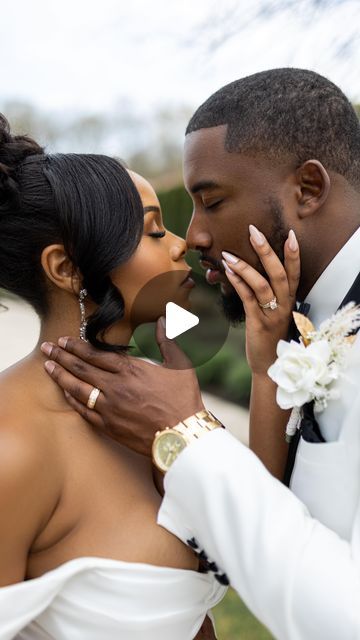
[79, 288, 88, 341]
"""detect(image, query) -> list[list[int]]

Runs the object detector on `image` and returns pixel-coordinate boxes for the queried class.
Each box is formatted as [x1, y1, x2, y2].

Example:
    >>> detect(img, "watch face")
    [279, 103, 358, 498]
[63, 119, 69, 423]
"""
[153, 431, 186, 472]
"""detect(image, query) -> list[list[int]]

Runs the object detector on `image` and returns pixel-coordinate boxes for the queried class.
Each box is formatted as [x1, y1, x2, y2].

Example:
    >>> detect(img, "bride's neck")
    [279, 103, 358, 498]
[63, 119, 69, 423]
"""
[36, 297, 133, 350]
[21, 297, 132, 411]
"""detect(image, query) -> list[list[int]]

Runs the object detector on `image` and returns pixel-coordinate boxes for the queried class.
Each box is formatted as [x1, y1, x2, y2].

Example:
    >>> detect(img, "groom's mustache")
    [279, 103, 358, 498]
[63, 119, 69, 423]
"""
[199, 254, 224, 272]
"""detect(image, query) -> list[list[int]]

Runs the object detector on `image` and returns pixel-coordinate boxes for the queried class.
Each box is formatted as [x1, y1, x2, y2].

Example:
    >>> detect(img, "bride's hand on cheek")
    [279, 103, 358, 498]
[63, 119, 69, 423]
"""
[222, 225, 300, 376]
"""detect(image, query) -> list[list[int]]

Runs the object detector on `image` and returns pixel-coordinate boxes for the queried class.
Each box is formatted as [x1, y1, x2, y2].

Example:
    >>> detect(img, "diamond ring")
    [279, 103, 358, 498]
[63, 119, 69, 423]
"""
[258, 297, 278, 311]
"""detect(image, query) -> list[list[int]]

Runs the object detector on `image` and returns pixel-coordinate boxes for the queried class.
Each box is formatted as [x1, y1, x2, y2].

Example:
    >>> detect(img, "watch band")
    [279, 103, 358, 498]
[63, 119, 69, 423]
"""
[173, 409, 223, 442]
[152, 409, 224, 473]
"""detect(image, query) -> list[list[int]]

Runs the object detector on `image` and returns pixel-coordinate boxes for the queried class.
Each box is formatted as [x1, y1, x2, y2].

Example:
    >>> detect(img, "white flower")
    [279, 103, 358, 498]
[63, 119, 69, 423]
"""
[268, 339, 337, 410]
[269, 304, 360, 439]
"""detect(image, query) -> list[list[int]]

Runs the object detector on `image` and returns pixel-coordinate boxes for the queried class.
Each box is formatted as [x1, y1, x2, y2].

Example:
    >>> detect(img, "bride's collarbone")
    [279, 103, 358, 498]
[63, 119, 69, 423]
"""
[0, 368, 198, 576]
[27, 411, 198, 577]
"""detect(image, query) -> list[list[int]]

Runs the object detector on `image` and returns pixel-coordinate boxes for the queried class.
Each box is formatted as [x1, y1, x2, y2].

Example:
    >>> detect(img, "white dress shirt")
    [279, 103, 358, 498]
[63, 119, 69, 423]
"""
[158, 227, 360, 640]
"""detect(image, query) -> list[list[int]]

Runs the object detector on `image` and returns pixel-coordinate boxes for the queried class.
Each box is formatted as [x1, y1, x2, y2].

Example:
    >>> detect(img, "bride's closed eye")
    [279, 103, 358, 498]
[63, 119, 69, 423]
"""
[148, 231, 166, 239]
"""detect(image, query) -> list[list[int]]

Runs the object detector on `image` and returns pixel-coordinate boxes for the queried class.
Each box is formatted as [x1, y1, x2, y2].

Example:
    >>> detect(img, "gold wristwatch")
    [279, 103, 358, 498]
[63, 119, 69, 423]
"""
[152, 409, 223, 473]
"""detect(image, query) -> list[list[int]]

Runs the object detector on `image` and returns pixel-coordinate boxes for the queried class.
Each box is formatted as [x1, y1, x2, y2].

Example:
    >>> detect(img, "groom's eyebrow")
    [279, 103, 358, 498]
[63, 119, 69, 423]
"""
[143, 206, 161, 214]
[190, 180, 220, 194]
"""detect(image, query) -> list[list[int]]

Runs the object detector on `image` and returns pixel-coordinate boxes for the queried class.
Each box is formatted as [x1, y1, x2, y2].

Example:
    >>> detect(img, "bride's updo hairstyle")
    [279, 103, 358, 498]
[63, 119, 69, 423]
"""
[0, 114, 143, 352]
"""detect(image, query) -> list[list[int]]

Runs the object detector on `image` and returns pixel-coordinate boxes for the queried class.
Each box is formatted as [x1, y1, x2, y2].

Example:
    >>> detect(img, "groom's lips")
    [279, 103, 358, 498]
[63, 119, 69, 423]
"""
[199, 258, 225, 285]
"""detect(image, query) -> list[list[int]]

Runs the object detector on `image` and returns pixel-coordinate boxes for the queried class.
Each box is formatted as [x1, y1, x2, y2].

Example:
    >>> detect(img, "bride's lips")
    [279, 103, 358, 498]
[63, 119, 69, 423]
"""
[180, 270, 196, 289]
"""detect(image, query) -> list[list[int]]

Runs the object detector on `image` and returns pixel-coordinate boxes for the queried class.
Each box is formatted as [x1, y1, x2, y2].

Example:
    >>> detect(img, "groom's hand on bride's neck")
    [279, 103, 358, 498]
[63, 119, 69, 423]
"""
[41, 318, 204, 457]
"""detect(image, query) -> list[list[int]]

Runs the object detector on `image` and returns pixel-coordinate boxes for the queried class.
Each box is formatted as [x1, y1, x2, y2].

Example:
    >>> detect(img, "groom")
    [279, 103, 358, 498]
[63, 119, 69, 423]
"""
[43, 69, 360, 639]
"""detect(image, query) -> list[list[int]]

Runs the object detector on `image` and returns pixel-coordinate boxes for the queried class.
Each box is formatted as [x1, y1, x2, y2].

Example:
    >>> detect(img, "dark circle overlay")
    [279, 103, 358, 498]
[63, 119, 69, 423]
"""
[131, 270, 230, 369]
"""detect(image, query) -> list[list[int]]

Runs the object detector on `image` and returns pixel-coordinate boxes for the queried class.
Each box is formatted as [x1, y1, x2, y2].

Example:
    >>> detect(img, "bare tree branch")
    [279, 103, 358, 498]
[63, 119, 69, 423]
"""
[189, 0, 360, 59]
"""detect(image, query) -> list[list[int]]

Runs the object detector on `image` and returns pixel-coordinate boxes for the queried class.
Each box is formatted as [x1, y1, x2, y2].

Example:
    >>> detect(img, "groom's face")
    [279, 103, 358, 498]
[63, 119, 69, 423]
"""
[183, 125, 292, 323]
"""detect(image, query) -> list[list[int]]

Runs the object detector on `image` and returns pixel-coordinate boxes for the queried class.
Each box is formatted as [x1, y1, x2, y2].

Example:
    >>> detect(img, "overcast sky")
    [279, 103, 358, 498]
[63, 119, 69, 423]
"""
[0, 0, 359, 121]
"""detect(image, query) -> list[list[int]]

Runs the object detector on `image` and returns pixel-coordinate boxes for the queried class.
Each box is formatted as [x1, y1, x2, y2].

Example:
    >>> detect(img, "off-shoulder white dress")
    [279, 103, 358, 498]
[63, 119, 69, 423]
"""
[0, 556, 226, 639]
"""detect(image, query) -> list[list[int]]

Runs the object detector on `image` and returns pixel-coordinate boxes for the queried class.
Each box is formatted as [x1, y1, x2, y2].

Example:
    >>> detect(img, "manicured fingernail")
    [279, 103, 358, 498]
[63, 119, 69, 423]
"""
[44, 360, 55, 374]
[160, 316, 166, 328]
[288, 229, 298, 251]
[222, 251, 240, 265]
[221, 259, 235, 275]
[41, 341, 54, 356]
[58, 337, 68, 349]
[249, 224, 265, 246]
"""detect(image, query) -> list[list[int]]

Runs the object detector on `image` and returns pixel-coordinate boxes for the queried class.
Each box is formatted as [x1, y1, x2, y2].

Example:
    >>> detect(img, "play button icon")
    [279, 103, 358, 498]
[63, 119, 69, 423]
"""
[165, 302, 199, 339]
[131, 270, 230, 369]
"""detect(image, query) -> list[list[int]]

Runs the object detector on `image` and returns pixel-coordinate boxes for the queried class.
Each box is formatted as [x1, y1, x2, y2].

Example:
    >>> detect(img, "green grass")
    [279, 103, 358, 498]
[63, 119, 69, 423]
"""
[212, 589, 274, 640]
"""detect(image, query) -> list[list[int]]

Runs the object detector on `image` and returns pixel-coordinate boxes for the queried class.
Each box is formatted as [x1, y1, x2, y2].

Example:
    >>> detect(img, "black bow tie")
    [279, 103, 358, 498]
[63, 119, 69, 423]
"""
[297, 301, 311, 316]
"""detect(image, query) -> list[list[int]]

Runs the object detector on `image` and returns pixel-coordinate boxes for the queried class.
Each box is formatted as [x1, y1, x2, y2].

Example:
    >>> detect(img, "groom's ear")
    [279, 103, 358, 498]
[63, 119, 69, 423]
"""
[294, 160, 331, 218]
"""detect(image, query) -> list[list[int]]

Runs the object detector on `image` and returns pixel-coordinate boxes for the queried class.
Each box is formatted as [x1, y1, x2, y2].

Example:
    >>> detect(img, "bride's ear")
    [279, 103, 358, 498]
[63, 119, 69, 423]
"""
[41, 244, 81, 295]
[294, 159, 331, 218]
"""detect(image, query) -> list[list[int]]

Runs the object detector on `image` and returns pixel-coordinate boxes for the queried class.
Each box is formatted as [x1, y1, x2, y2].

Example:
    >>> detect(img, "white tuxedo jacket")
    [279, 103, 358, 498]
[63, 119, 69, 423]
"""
[158, 228, 360, 639]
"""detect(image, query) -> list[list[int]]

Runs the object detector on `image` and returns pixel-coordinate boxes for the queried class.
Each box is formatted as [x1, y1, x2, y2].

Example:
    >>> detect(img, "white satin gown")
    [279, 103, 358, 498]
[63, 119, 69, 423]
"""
[0, 556, 226, 640]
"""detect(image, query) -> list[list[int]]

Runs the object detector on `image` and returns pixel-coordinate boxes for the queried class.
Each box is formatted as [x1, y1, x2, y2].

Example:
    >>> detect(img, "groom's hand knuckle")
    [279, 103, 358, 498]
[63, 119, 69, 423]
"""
[50, 346, 62, 362]
[72, 360, 86, 375]
[84, 347, 95, 360]
[72, 382, 83, 398]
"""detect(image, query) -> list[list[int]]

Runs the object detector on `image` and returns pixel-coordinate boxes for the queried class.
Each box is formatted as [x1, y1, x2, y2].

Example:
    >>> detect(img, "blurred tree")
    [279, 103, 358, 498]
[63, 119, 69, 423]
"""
[1, 95, 358, 190]
[1, 100, 61, 149]
[0, 99, 190, 182]
[193, 0, 359, 58]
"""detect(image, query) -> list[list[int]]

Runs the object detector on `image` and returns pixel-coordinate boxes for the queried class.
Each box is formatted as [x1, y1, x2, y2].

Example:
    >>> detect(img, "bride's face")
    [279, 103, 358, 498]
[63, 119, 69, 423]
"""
[111, 171, 193, 328]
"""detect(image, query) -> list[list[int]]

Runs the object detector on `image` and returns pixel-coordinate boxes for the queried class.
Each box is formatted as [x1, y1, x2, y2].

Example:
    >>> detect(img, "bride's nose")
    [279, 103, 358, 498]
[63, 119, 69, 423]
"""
[169, 234, 187, 261]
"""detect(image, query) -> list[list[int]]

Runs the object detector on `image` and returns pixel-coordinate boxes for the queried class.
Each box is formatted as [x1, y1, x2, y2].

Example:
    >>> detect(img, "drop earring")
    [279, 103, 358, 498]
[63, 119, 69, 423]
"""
[79, 288, 88, 341]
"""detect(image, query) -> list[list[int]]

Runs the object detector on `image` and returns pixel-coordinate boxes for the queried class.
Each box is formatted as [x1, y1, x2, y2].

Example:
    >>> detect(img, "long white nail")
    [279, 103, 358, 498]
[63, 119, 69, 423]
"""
[288, 229, 298, 251]
[249, 224, 265, 246]
[222, 251, 239, 265]
[222, 259, 235, 275]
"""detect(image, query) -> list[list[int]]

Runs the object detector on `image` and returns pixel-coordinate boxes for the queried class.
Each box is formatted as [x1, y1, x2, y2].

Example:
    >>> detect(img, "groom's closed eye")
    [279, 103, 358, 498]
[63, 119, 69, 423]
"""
[202, 199, 224, 211]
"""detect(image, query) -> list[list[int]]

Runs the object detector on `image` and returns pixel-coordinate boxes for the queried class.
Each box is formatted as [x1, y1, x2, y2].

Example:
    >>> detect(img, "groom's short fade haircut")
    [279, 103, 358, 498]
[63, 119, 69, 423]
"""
[186, 68, 360, 188]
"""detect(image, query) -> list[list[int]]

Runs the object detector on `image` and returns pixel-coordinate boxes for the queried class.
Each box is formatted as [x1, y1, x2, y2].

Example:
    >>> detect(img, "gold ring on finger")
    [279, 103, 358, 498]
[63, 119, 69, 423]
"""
[87, 387, 101, 410]
[258, 297, 278, 311]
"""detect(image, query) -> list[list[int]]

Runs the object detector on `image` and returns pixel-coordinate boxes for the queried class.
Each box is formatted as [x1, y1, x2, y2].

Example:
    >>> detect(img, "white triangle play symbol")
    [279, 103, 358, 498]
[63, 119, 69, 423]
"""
[165, 302, 199, 339]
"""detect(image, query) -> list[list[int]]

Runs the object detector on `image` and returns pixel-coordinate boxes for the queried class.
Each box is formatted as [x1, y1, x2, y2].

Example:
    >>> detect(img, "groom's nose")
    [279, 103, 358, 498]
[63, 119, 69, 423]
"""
[186, 215, 212, 251]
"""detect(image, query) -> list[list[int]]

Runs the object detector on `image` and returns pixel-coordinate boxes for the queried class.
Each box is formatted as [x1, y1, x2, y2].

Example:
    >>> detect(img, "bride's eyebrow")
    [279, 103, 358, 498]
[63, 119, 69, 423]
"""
[143, 206, 161, 214]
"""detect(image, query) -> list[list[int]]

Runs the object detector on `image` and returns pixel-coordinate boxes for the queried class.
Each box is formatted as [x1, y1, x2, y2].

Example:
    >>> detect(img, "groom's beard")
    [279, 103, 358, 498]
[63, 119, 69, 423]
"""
[220, 199, 289, 325]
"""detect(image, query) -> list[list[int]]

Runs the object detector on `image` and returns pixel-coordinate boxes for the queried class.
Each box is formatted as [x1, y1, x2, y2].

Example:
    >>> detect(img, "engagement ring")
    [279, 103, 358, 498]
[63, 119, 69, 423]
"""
[258, 297, 278, 311]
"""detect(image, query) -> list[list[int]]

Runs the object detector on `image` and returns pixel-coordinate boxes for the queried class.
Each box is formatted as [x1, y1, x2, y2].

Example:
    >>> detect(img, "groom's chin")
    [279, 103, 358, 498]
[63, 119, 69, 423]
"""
[219, 291, 246, 325]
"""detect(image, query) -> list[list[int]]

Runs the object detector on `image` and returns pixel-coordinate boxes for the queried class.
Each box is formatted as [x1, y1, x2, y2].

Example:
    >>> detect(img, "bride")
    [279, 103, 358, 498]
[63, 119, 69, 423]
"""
[0, 114, 225, 639]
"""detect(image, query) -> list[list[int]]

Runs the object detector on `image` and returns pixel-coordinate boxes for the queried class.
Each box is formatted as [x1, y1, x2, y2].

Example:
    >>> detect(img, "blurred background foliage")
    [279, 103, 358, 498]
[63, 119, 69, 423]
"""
[213, 589, 273, 639]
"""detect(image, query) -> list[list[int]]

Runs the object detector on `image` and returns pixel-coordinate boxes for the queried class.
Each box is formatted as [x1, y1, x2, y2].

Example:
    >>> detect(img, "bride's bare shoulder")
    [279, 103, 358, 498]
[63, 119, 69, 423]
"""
[0, 365, 63, 586]
[0, 359, 64, 494]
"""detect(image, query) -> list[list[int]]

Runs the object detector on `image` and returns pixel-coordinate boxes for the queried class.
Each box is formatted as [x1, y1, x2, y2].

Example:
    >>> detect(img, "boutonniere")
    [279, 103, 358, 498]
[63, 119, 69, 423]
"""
[268, 303, 360, 441]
